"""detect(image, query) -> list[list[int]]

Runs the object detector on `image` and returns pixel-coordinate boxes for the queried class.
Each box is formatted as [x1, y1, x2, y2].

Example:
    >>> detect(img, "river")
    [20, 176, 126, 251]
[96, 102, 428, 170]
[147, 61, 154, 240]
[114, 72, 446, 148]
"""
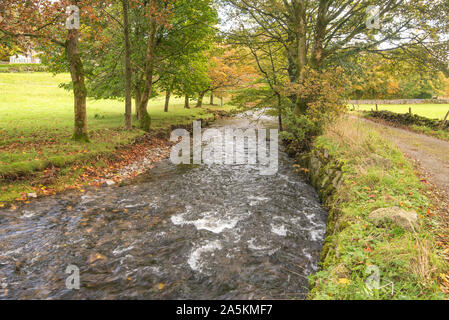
[0, 112, 327, 299]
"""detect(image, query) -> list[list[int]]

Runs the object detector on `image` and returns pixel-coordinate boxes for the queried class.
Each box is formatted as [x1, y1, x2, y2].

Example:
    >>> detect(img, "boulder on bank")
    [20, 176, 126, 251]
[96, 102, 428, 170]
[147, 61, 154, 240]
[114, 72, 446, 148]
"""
[368, 206, 418, 231]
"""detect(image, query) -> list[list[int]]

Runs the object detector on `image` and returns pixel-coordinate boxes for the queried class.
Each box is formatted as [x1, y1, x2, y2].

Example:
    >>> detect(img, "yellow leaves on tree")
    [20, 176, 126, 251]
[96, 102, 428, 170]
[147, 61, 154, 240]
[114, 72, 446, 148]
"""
[207, 46, 256, 96]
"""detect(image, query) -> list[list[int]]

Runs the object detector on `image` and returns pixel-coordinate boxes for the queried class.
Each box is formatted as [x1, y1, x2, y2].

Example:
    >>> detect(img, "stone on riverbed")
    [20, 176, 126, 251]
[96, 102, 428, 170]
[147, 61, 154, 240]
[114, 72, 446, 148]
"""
[27, 192, 37, 198]
[103, 179, 115, 186]
[368, 206, 418, 231]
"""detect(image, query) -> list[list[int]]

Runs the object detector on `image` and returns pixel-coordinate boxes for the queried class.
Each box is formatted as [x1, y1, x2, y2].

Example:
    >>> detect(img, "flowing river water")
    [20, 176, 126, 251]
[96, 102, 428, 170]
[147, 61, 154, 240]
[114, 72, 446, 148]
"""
[0, 112, 327, 299]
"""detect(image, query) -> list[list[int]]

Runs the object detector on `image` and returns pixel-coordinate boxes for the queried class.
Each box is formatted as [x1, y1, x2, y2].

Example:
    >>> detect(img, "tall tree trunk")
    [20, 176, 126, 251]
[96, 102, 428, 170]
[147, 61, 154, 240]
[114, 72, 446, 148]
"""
[196, 90, 206, 108]
[184, 95, 190, 109]
[277, 93, 283, 131]
[164, 89, 170, 112]
[310, 0, 328, 69]
[134, 87, 141, 120]
[66, 28, 88, 142]
[139, 19, 157, 132]
[220, 96, 223, 107]
[122, 0, 132, 130]
[210, 90, 214, 105]
[286, 0, 308, 115]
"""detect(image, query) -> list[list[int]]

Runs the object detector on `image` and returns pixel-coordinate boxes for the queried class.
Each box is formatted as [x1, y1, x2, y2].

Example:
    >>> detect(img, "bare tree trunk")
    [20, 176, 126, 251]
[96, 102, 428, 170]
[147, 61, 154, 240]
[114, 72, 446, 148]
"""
[66, 28, 88, 142]
[164, 89, 170, 112]
[210, 90, 214, 105]
[122, 0, 132, 130]
[134, 88, 141, 120]
[310, 0, 328, 70]
[184, 95, 190, 109]
[277, 93, 283, 131]
[196, 90, 206, 107]
[139, 19, 157, 132]
[288, 0, 308, 115]
[220, 96, 223, 107]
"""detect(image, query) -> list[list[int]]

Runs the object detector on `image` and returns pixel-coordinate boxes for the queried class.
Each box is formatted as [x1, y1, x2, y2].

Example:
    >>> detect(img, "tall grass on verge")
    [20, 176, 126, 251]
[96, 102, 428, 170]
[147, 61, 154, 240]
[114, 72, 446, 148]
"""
[308, 116, 447, 300]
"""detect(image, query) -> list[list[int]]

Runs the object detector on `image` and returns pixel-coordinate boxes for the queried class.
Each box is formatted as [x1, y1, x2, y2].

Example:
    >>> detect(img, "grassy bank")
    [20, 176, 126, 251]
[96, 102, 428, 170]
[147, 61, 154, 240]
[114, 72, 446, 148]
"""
[0, 63, 47, 72]
[0, 72, 234, 203]
[305, 116, 447, 299]
[353, 104, 449, 120]
[410, 125, 449, 141]
[361, 110, 449, 141]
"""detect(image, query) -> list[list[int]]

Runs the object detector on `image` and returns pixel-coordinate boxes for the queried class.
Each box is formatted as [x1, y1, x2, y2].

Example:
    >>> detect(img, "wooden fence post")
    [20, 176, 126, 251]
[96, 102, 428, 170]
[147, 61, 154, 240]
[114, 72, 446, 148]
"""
[440, 110, 449, 129]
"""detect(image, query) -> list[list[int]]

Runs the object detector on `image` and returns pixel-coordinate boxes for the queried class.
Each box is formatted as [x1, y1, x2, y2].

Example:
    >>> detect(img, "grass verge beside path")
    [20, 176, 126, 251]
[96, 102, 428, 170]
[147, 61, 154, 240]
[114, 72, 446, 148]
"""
[357, 110, 449, 142]
[0, 72, 235, 204]
[353, 104, 449, 120]
[410, 125, 449, 141]
[307, 116, 448, 299]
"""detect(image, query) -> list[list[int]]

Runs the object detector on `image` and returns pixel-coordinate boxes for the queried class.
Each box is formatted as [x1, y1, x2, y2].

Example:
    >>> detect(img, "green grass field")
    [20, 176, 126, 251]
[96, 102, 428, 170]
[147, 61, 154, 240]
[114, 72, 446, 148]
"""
[353, 104, 449, 120]
[0, 72, 233, 201]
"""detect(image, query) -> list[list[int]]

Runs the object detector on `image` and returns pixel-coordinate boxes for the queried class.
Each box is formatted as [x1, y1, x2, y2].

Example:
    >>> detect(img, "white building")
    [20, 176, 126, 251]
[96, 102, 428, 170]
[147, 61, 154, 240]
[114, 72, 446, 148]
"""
[9, 50, 41, 64]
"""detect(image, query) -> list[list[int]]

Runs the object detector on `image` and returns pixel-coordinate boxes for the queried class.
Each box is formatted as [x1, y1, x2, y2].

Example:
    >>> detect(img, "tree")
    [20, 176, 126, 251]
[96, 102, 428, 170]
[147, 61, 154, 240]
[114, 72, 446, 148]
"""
[1, 0, 108, 141]
[347, 53, 449, 99]
[160, 53, 211, 110]
[0, 41, 20, 61]
[203, 45, 256, 106]
[122, 0, 132, 130]
[155, 0, 217, 111]
[225, 0, 449, 114]
[230, 38, 287, 130]
[83, 0, 217, 124]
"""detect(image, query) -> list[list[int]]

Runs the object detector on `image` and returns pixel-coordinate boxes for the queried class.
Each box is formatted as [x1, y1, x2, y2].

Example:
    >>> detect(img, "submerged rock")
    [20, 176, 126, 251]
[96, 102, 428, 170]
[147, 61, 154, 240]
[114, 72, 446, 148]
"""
[104, 179, 115, 186]
[368, 206, 418, 231]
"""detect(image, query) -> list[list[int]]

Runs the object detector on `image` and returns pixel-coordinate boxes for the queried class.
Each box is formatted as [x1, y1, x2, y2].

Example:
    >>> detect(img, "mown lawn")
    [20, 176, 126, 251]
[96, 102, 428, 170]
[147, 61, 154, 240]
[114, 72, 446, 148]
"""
[0, 72, 233, 202]
[353, 104, 449, 120]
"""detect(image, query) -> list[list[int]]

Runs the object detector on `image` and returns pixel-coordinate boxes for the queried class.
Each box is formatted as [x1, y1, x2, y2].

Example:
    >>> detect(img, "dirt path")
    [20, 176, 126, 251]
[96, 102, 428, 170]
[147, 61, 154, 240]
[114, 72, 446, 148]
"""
[360, 117, 449, 293]
[361, 118, 449, 198]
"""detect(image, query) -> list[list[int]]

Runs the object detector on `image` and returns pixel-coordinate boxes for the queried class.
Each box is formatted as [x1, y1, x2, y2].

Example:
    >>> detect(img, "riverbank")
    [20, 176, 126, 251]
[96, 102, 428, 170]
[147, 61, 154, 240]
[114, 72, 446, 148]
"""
[0, 72, 236, 206]
[0, 109, 236, 207]
[298, 116, 448, 299]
